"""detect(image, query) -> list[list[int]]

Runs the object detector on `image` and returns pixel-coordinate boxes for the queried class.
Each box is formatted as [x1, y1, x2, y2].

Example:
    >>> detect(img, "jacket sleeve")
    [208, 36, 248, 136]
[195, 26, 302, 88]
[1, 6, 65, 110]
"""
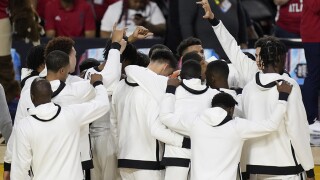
[159, 91, 192, 136]
[14, 90, 33, 124]
[67, 80, 96, 103]
[125, 65, 168, 102]
[285, 83, 314, 173]
[210, 19, 258, 85]
[146, 95, 185, 147]
[10, 121, 32, 180]
[234, 100, 287, 139]
[68, 84, 110, 126]
[0, 84, 12, 142]
[100, 43, 122, 91]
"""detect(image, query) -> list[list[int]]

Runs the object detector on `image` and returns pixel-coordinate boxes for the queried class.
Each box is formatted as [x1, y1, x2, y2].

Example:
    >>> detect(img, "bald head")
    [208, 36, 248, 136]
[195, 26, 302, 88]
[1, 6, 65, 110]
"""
[30, 78, 53, 106]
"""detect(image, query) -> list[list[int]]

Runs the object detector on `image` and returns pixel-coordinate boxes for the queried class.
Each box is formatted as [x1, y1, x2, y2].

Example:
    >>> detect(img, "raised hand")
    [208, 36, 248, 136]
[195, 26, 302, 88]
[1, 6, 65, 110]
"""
[119, 39, 128, 54]
[111, 23, 126, 43]
[196, 0, 215, 19]
[128, 26, 154, 43]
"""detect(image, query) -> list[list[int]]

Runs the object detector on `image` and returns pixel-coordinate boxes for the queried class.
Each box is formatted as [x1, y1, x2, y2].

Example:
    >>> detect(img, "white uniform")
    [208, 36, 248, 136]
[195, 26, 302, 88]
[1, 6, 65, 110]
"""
[84, 66, 120, 180]
[11, 84, 109, 180]
[190, 100, 287, 180]
[124, 65, 244, 179]
[160, 79, 219, 180]
[242, 72, 314, 179]
[111, 67, 187, 180]
[159, 83, 245, 180]
[5, 48, 121, 172]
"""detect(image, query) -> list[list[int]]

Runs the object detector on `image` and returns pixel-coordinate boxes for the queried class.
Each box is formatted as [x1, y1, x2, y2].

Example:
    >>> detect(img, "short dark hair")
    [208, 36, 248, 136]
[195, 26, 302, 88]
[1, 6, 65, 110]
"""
[135, 52, 150, 67]
[46, 50, 70, 72]
[205, 60, 229, 82]
[180, 60, 201, 80]
[150, 50, 177, 69]
[121, 43, 138, 63]
[211, 92, 238, 108]
[177, 37, 202, 57]
[79, 58, 100, 72]
[181, 51, 202, 64]
[149, 44, 171, 57]
[30, 78, 53, 102]
[45, 37, 75, 58]
[26, 45, 45, 71]
[259, 38, 286, 70]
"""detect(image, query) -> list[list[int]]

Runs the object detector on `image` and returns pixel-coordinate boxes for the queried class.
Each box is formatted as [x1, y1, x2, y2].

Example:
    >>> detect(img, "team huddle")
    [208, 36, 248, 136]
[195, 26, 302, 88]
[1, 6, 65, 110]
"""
[4, 0, 315, 180]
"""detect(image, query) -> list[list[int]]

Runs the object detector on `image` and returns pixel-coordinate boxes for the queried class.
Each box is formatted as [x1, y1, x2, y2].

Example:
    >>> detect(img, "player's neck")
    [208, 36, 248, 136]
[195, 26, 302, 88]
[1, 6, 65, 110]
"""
[263, 66, 278, 74]
[215, 80, 229, 89]
[46, 72, 60, 82]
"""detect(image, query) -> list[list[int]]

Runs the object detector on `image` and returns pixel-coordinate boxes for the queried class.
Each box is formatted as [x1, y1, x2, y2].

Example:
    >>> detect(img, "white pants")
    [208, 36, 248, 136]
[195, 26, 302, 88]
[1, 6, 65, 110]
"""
[165, 166, 189, 180]
[250, 173, 304, 180]
[119, 168, 164, 180]
[90, 131, 120, 180]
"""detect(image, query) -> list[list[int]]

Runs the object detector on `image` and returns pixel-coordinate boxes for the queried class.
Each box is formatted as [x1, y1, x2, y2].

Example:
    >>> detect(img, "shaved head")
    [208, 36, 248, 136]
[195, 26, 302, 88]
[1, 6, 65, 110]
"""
[30, 78, 52, 106]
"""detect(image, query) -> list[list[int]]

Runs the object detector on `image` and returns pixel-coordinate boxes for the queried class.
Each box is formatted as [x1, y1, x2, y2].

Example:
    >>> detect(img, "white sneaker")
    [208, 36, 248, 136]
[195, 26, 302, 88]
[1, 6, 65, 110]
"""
[309, 120, 320, 135]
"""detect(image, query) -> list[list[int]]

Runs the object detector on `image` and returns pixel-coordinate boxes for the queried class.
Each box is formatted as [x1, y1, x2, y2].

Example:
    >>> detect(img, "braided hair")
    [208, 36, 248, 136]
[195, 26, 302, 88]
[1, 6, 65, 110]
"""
[259, 37, 287, 74]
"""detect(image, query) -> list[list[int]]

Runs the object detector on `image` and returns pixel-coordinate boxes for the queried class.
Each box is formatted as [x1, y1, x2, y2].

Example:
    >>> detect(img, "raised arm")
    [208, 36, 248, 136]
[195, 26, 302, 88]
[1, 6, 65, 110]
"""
[100, 25, 127, 90]
[69, 75, 110, 126]
[197, 0, 258, 85]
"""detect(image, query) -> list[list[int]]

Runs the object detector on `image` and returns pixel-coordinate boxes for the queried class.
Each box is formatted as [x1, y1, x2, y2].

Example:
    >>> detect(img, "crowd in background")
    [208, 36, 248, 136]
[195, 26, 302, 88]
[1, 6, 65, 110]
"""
[0, 0, 319, 179]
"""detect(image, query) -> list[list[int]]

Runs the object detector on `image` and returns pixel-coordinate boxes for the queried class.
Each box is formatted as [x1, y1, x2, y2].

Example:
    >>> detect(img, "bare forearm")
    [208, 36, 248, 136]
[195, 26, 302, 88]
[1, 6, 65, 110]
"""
[100, 31, 112, 38]
[143, 23, 166, 36]
[85, 30, 96, 38]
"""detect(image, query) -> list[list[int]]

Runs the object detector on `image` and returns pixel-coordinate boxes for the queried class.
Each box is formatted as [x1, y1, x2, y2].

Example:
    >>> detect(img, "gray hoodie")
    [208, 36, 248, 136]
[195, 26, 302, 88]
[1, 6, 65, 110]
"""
[0, 84, 13, 142]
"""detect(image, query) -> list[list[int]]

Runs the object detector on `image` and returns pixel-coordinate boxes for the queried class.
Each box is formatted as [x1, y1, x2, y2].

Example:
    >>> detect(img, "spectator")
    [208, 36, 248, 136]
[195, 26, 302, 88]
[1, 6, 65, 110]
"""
[100, 0, 166, 38]
[301, 0, 320, 133]
[274, 0, 302, 38]
[91, 0, 119, 22]
[89, 0, 119, 37]
[34, 0, 48, 21]
[178, 0, 247, 59]
[45, 0, 96, 38]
